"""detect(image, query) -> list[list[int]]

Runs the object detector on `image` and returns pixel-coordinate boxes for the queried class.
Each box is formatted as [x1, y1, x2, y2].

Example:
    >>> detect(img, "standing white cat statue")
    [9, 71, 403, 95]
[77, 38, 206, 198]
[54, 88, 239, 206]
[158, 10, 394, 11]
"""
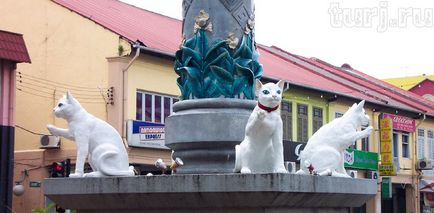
[234, 79, 287, 173]
[47, 91, 134, 177]
[296, 100, 373, 177]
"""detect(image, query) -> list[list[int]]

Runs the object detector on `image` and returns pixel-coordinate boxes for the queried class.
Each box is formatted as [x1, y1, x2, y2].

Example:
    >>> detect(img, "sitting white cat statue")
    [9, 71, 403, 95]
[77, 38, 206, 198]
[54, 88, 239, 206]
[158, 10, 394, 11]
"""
[234, 79, 287, 173]
[47, 91, 134, 177]
[296, 100, 373, 177]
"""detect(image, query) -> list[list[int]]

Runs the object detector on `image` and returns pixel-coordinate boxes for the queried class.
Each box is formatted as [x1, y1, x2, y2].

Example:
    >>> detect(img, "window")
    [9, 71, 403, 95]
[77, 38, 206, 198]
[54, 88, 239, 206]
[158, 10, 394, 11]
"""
[361, 126, 370, 151]
[402, 133, 409, 158]
[281, 101, 292, 141]
[297, 104, 308, 142]
[417, 128, 425, 160]
[392, 132, 398, 158]
[335, 112, 344, 118]
[428, 130, 434, 160]
[350, 141, 357, 150]
[312, 107, 323, 134]
[136, 91, 178, 124]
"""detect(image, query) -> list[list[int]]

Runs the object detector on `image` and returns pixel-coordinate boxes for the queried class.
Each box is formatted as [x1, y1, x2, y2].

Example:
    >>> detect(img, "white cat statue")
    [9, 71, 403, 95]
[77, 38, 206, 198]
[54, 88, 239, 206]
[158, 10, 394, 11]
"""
[234, 79, 288, 173]
[47, 91, 134, 177]
[295, 100, 373, 177]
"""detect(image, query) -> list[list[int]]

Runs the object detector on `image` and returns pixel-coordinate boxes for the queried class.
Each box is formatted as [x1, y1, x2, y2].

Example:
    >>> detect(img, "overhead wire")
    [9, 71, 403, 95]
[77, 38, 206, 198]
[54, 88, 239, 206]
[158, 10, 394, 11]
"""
[19, 84, 104, 100]
[17, 72, 108, 91]
[15, 72, 110, 104]
[16, 88, 106, 104]
[15, 125, 51, 136]
[17, 79, 103, 97]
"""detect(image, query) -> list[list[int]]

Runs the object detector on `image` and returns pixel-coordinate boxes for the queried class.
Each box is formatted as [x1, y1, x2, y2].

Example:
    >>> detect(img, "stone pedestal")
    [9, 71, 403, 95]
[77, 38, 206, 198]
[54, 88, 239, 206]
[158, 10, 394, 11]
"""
[165, 98, 256, 173]
[43, 173, 377, 212]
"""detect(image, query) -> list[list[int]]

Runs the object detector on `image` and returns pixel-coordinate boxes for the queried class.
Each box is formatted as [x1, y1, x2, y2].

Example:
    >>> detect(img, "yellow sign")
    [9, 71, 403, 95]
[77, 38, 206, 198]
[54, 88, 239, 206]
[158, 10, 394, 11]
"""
[380, 118, 392, 130]
[379, 164, 396, 176]
[379, 118, 396, 176]
[381, 153, 393, 164]
[380, 142, 392, 153]
[380, 130, 392, 141]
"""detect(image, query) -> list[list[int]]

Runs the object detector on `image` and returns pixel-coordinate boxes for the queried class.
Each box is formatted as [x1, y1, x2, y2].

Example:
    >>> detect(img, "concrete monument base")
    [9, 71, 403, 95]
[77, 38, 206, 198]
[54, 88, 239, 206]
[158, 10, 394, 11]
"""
[165, 98, 256, 174]
[44, 173, 377, 212]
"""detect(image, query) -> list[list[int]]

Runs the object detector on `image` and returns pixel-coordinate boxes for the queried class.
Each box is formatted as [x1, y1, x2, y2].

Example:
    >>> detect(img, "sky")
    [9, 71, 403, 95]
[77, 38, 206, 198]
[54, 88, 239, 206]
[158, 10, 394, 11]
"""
[121, 0, 434, 79]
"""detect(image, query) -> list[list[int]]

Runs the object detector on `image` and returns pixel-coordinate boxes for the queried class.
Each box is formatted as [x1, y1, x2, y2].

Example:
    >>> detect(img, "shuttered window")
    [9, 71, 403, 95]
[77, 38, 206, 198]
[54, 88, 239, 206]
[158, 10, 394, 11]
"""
[281, 101, 292, 141]
[428, 130, 434, 160]
[392, 132, 398, 158]
[402, 133, 409, 158]
[312, 107, 323, 134]
[297, 104, 308, 142]
[417, 128, 425, 160]
[361, 126, 370, 151]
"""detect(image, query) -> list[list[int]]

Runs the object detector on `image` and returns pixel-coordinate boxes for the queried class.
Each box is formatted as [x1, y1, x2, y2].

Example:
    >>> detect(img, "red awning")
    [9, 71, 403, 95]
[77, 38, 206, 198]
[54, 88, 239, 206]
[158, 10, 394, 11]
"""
[0, 30, 31, 63]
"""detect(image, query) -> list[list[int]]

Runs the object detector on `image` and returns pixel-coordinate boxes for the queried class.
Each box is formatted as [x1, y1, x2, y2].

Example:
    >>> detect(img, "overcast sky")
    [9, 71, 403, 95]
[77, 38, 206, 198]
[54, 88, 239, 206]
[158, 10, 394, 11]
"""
[121, 0, 434, 79]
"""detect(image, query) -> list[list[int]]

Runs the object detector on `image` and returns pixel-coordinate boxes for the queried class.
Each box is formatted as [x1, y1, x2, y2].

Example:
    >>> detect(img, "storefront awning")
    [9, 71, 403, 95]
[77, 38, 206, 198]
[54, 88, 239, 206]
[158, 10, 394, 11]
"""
[420, 179, 434, 193]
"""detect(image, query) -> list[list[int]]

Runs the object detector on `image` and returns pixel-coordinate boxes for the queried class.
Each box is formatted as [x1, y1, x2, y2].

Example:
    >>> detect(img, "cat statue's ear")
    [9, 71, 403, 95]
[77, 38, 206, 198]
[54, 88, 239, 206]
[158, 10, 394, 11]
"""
[349, 103, 357, 111]
[66, 91, 79, 105]
[255, 79, 263, 94]
[355, 100, 365, 112]
[277, 80, 285, 91]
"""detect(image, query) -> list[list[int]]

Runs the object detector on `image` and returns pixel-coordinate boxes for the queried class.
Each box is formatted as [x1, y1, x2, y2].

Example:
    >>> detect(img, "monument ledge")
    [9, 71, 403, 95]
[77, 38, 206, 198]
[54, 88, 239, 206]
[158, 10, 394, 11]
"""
[44, 173, 377, 212]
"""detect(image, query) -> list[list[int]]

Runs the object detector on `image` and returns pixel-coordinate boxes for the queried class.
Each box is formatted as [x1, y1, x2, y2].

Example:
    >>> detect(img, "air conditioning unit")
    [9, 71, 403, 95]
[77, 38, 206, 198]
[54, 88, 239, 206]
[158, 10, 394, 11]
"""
[366, 170, 379, 180]
[285, 161, 296, 173]
[417, 159, 434, 170]
[40, 135, 60, 149]
[347, 170, 358, 178]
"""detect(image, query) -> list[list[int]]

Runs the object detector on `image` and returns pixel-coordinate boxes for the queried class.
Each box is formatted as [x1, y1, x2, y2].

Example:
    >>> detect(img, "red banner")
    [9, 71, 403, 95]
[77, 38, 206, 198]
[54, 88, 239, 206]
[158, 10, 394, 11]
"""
[382, 113, 415, 132]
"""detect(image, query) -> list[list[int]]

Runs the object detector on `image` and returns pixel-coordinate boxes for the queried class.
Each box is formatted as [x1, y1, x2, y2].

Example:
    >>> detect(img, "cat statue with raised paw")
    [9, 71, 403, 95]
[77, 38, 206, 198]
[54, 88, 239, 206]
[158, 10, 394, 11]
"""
[296, 100, 373, 178]
[234, 79, 287, 173]
[47, 91, 134, 177]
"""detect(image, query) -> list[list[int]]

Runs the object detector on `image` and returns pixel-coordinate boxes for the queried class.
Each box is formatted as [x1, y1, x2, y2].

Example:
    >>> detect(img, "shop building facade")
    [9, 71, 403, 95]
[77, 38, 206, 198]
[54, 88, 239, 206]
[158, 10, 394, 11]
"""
[1, 0, 434, 212]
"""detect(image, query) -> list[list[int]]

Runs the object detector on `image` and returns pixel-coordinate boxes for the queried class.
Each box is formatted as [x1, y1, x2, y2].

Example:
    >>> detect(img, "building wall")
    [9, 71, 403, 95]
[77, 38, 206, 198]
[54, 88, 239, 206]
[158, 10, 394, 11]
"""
[282, 88, 328, 142]
[125, 54, 179, 165]
[0, 60, 16, 213]
[126, 54, 179, 120]
[0, 0, 128, 151]
[410, 80, 434, 98]
[0, 0, 130, 211]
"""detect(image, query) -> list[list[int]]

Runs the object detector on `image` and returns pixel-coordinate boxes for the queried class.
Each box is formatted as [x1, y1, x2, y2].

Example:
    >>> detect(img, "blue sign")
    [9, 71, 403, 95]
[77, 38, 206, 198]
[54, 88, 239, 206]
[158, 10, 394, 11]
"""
[127, 120, 168, 149]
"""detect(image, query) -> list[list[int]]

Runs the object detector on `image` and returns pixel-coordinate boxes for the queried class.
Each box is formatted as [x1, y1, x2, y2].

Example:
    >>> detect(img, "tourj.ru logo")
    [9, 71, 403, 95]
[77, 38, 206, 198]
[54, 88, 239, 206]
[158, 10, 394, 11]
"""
[328, 1, 433, 32]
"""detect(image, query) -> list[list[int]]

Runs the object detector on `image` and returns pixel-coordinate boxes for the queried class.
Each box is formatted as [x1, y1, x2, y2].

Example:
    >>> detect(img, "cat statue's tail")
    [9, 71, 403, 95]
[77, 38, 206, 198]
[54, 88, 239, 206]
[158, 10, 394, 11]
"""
[97, 148, 135, 176]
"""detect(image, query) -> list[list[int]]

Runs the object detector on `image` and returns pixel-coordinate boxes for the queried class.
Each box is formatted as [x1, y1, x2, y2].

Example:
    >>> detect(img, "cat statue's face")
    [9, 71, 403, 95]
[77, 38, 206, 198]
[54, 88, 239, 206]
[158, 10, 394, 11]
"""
[348, 100, 370, 126]
[255, 79, 285, 108]
[53, 91, 79, 119]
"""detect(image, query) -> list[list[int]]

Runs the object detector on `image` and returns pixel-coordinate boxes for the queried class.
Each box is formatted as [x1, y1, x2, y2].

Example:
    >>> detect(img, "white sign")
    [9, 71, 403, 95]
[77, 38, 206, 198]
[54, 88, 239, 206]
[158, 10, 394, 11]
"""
[127, 120, 169, 149]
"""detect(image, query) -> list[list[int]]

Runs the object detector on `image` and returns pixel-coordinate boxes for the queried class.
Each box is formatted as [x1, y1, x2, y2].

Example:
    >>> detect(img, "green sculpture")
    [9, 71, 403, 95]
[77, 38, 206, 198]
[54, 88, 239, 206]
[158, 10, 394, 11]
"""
[174, 10, 263, 100]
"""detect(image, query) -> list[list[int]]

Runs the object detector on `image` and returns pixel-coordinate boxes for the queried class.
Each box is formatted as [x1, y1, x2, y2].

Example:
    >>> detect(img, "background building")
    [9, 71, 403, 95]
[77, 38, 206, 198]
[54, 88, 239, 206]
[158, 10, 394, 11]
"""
[385, 75, 434, 102]
[1, 0, 434, 212]
[0, 30, 30, 213]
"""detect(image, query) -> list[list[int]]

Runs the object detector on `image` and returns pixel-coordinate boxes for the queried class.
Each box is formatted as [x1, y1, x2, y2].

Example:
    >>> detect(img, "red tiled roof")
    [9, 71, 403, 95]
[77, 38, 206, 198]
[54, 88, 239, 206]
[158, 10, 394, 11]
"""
[0, 30, 31, 63]
[52, 0, 182, 53]
[306, 57, 434, 114]
[52, 0, 434, 116]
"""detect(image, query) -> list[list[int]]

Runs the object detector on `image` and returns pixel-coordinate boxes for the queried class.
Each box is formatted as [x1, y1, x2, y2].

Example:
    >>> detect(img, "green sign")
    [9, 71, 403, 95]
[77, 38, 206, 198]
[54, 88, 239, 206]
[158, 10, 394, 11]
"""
[29, 181, 41, 188]
[381, 177, 392, 199]
[344, 149, 379, 170]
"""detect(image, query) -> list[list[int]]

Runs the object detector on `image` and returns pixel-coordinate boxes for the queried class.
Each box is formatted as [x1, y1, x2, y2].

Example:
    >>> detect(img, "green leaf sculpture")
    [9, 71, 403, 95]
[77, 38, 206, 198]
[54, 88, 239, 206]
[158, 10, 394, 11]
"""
[174, 29, 263, 100]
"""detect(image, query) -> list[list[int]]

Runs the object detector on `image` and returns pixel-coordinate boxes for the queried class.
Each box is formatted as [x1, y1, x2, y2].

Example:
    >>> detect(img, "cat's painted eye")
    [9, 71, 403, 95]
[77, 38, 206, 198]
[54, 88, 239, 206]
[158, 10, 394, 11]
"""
[277, 90, 281, 94]
[58, 103, 64, 107]
[262, 90, 270, 95]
